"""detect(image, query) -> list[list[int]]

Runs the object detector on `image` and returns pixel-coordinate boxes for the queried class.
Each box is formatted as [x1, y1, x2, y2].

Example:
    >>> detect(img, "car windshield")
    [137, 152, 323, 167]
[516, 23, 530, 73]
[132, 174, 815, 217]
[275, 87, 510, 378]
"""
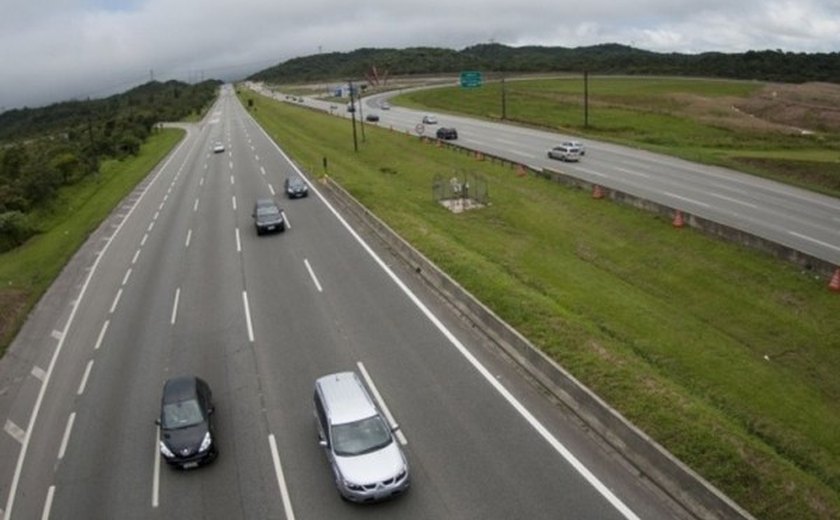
[289, 179, 304, 188]
[257, 206, 280, 217]
[331, 415, 393, 456]
[162, 399, 204, 429]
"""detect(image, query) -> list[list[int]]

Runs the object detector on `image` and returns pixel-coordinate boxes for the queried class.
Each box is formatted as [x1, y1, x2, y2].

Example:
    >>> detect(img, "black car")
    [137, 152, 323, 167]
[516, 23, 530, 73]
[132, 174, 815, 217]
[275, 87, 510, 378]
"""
[284, 176, 309, 198]
[252, 198, 286, 235]
[365, 113, 380, 122]
[436, 127, 458, 140]
[157, 376, 217, 469]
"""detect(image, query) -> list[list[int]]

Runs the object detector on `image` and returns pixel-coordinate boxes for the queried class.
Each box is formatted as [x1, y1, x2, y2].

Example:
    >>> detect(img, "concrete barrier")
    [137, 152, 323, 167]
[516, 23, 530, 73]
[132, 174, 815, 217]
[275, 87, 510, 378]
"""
[320, 175, 755, 520]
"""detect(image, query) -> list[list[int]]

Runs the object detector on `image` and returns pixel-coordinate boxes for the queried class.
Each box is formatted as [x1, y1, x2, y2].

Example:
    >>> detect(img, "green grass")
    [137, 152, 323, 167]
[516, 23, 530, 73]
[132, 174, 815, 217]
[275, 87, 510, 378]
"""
[0, 128, 184, 352]
[242, 89, 840, 519]
[395, 77, 840, 195]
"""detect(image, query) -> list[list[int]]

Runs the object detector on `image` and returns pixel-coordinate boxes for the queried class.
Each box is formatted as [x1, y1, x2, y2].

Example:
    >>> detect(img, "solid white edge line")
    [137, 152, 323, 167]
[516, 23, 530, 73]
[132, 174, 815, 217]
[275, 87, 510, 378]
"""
[58, 412, 76, 459]
[249, 108, 640, 520]
[152, 425, 160, 508]
[281, 210, 289, 229]
[109, 288, 123, 314]
[76, 361, 93, 395]
[235, 228, 242, 253]
[94, 320, 109, 351]
[242, 291, 255, 342]
[303, 259, 323, 292]
[268, 434, 296, 520]
[357, 362, 407, 445]
[170, 288, 180, 325]
[2, 116, 197, 520]
[40, 486, 54, 520]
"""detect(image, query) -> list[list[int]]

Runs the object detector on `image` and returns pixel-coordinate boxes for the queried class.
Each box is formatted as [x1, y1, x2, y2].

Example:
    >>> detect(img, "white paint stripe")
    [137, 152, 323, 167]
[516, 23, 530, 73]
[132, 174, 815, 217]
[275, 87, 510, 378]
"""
[236, 228, 242, 253]
[304, 259, 323, 292]
[58, 413, 76, 459]
[268, 184, 275, 196]
[152, 426, 161, 508]
[242, 291, 254, 342]
[268, 435, 296, 520]
[185, 229, 192, 248]
[663, 191, 711, 208]
[141, 233, 148, 246]
[153, 211, 160, 221]
[509, 149, 531, 158]
[573, 166, 608, 178]
[255, 155, 260, 161]
[231, 175, 235, 185]
[147, 221, 154, 232]
[109, 288, 123, 314]
[170, 288, 181, 325]
[158, 202, 165, 211]
[194, 198, 200, 212]
[132, 249, 141, 264]
[357, 362, 407, 445]
[40, 486, 55, 520]
[77, 361, 93, 395]
[232, 196, 237, 211]
[50, 330, 62, 341]
[260, 166, 266, 175]
[4, 420, 25, 444]
[280, 210, 289, 229]
[122, 268, 132, 286]
[789, 231, 840, 253]
[3, 120, 198, 520]
[614, 167, 651, 179]
[94, 320, 109, 350]
[31, 366, 46, 381]
[252, 114, 640, 520]
[229, 161, 233, 170]
[200, 177, 205, 186]
[708, 192, 758, 209]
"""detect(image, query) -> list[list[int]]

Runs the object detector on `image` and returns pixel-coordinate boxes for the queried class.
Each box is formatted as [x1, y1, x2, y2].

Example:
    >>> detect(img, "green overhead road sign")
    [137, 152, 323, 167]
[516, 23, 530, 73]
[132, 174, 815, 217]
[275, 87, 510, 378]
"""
[460, 71, 483, 88]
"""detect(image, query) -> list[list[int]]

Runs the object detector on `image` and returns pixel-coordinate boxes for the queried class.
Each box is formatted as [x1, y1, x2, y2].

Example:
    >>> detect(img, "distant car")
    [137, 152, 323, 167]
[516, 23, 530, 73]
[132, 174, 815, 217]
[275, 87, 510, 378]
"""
[380, 102, 391, 110]
[422, 115, 438, 124]
[212, 142, 225, 153]
[284, 176, 309, 198]
[252, 198, 286, 235]
[314, 371, 410, 502]
[560, 141, 586, 156]
[547, 144, 583, 162]
[436, 127, 458, 140]
[156, 376, 217, 469]
[366, 113, 380, 122]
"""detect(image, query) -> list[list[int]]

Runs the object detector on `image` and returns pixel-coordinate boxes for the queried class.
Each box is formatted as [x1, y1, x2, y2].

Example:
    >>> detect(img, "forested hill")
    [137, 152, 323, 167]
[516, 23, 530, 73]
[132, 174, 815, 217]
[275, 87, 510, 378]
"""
[249, 43, 840, 84]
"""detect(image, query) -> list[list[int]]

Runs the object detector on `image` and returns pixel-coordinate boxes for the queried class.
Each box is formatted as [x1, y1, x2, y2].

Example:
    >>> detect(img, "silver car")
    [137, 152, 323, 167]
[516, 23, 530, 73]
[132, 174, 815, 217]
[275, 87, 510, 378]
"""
[547, 144, 583, 162]
[314, 372, 410, 502]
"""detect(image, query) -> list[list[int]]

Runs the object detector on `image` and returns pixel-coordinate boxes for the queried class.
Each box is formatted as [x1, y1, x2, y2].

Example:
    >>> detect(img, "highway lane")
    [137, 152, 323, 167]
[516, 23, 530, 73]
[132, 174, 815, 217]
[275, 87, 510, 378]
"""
[1, 86, 687, 519]
[257, 83, 840, 266]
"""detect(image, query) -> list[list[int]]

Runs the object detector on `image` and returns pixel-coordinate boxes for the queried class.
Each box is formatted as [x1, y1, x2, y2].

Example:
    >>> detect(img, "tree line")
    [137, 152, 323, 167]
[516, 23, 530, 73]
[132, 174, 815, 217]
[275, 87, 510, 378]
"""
[0, 80, 220, 251]
[250, 43, 840, 85]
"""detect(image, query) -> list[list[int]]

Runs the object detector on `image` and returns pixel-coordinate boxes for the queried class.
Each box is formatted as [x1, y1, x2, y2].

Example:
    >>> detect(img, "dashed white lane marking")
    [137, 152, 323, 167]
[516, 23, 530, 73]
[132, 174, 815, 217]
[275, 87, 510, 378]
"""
[194, 199, 200, 212]
[260, 166, 266, 176]
[4, 420, 25, 444]
[268, 434, 296, 520]
[229, 161, 233, 170]
[614, 167, 651, 179]
[122, 268, 132, 286]
[77, 361, 93, 395]
[153, 211, 160, 221]
[357, 362, 407, 445]
[708, 192, 758, 209]
[663, 191, 711, 208]
[170, 288, 181, 325]
[94, 320, 109, 350]
[235, 228, 242, 253]
[158, 202, 165, 211]
[152, 426, 161, 508]
[147, 221, 155, 232]
[132, 249, 141, 264]
[109, 288, 123, 314]
[141, 233, 148, 246]
[242, 291, 254, 343]
[40, 485, 55, 520]
[268, 184, 275, 196]
[303, 259, 322, 292]
[200, 177, 205, 187]
[185, 229, 192, 248]
[281, 211, 289, 229]
[255, 155, 260, 162]
[230, 175, 235, 185]
[232, 196, 237, 211]
[31, 366, 46, 382]
[58, 413, 76, 459]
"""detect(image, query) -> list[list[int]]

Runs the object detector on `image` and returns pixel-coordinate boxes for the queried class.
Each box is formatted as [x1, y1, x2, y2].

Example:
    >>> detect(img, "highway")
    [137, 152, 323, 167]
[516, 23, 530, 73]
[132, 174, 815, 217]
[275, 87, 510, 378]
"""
[264, 83, 840, 267]
[0, 86, 687, 519]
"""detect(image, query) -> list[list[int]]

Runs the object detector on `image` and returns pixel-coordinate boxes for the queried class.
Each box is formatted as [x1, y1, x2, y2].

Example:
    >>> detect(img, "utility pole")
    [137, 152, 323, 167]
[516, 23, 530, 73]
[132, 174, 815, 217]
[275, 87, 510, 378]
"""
[348, 80, 359, 152]
[357, 86, 366, 143]
[584, 70, 589, 128]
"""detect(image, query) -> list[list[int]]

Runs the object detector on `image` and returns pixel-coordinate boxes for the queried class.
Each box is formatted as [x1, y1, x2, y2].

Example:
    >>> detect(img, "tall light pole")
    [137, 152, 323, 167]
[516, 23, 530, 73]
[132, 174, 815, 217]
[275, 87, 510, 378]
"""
[348, 80, 359, 152]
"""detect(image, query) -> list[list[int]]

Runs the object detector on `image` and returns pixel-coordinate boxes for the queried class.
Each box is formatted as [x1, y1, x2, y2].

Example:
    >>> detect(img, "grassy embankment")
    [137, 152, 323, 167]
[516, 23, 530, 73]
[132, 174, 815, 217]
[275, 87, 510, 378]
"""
[0, 128, 185, 352]
[240, 87, 840, 519]
[395, 77, 840, 196]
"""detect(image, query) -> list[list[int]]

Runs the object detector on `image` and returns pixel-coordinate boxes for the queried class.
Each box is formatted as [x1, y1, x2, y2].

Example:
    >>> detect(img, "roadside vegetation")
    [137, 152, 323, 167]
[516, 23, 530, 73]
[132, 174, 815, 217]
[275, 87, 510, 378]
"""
[240, 88, 840, 519]
[394, 77, 840, 196]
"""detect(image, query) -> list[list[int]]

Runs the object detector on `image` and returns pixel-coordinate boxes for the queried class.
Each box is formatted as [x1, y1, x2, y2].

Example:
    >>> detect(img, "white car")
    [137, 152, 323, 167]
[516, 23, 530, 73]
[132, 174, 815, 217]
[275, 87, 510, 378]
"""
[212, 143, 225, 154]
[422, 115, 438, 124]
[547, 144, 582, 162]
[380, 102, 391, 110]
[560, 141, 585, 156]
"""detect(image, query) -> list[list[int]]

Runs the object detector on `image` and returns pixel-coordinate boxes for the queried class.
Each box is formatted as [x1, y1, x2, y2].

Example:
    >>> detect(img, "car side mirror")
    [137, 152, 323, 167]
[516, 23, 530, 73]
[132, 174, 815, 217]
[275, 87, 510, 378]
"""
[155, 418, 161, 426]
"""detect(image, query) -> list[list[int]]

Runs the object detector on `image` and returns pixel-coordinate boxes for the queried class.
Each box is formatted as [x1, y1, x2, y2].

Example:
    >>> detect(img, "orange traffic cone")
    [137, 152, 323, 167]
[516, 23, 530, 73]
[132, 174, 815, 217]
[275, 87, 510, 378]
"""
[515, 164, 526, 177]
[672, 210, 685, 228]
[475, 151, 484, 161]
[829, 268, 840, 292]
[592, 185, 604, 199]
[436, 139, 442, 148]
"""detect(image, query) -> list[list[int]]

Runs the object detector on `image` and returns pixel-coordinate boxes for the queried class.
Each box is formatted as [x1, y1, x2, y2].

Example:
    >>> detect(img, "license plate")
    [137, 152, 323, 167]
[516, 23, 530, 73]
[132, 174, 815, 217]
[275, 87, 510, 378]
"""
[267, 225, 275, 231]
[183, 462, 198, 469]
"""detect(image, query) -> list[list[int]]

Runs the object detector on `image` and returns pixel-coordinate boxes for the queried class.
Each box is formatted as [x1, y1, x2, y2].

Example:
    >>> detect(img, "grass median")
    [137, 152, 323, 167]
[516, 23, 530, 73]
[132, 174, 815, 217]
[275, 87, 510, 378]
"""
[0, 127, 185, 353]
[242, 88, 840, 519]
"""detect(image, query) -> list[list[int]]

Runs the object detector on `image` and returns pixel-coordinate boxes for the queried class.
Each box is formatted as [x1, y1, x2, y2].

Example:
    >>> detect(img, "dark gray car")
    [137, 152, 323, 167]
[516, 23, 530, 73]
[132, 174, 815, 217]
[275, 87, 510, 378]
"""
[284, 176, 309, 198]
[252, 198, 286, 235]
[156, 376, 217, 469]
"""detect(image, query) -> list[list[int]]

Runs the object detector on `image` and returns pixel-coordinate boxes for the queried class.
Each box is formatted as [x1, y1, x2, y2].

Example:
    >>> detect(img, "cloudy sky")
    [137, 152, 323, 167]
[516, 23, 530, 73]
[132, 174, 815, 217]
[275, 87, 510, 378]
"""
[1, 0, 839, 111]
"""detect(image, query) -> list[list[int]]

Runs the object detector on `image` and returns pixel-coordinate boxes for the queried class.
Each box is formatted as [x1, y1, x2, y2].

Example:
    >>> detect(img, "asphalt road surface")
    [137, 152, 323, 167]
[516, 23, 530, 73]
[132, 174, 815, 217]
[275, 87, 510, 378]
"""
[261, 83, 840, 266]
[0, 86, 690, 519]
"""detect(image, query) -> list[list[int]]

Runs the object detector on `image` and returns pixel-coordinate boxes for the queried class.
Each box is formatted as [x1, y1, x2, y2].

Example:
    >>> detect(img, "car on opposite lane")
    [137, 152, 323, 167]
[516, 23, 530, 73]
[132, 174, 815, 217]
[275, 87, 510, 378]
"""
[284, 176, 309, 198]
[213, 142, 225, 153]
[436, 127, 458, 140]
[365, 113, 380, 122]
[547, 144, 583, 162]
[157, 375, 218, 469]
[421, 114, 438, 124]
[252, 198, 286, 235]
[561, 140, 586, 156]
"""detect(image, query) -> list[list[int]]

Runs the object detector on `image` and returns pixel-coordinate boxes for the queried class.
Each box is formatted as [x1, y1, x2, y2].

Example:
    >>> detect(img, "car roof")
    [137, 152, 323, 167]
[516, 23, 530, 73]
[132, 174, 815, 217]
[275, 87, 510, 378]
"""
[162, 376, 204, 403]
[315, 372, 378, 425]
[255, 197, 277, 207]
